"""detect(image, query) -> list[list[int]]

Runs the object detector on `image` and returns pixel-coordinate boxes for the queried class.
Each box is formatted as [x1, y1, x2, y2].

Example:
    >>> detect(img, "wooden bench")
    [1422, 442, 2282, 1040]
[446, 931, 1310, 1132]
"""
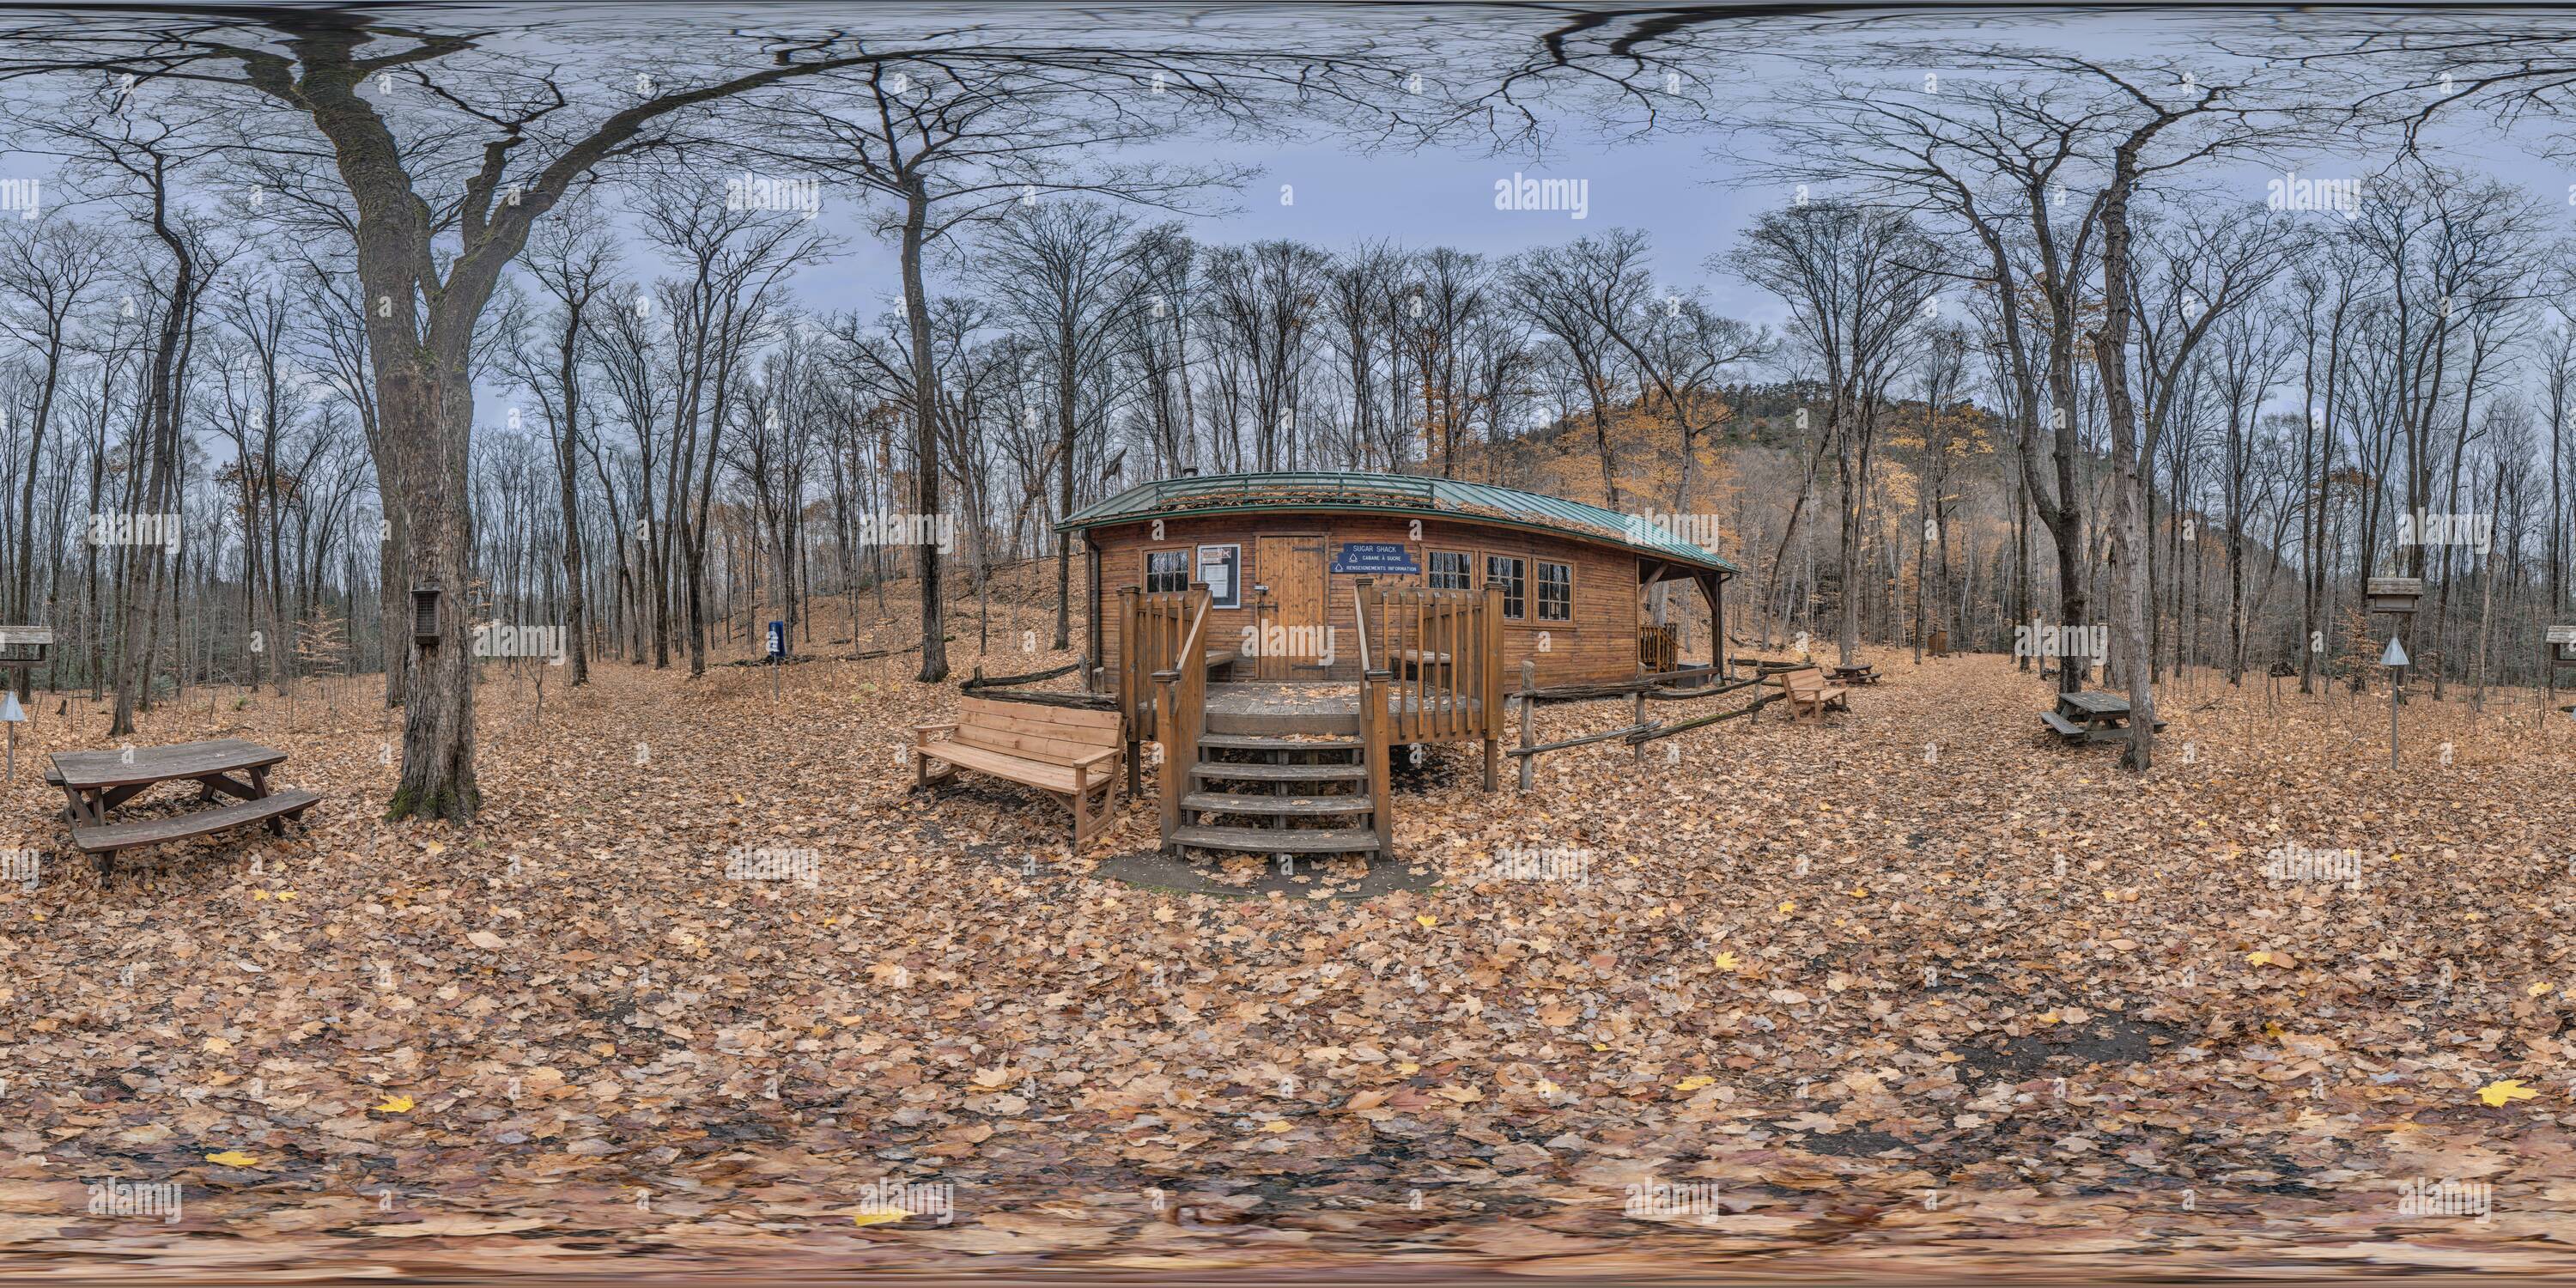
[914, 696, 1124, 850]
[1778, 667, 1850, 721]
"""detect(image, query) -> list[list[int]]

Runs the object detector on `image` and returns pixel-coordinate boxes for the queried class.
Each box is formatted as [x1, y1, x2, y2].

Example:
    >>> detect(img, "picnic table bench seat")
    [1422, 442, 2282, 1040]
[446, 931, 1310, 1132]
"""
[70, 789, 319, 856]
[915, 696, 1125, 850]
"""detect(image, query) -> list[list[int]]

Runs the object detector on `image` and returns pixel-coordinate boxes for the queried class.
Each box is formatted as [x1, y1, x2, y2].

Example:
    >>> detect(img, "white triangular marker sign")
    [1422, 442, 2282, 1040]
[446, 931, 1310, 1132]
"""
[2381, 637, 2409, 668]
[0, 692, 25, 722]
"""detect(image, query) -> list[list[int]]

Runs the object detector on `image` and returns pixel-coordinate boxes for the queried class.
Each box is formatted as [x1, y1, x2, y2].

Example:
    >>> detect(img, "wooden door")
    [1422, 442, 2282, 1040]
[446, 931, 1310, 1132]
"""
[1255, 535, 1327, 681]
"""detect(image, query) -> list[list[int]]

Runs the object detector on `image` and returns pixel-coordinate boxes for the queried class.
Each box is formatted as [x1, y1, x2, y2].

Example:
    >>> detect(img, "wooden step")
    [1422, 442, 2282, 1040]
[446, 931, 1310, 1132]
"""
[70, 789, 320, 856]
[1202, 710, 1362, 738]
[1183, 791, 1371, 817]
[1197, 732, 1362, 752]
[1191, 761, 1367, 781]
[1171, 824, 1382, 854]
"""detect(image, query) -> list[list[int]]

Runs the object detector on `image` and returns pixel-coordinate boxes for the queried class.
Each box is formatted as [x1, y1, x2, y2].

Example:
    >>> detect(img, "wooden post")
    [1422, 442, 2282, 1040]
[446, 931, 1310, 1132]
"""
[1483, 583, 1505, 788]
[1361, 664, 1394, 859]
[1118, 586, 1142, 795]
[1631, 686, 1646, 765]
[1517, 658, 1536, 792]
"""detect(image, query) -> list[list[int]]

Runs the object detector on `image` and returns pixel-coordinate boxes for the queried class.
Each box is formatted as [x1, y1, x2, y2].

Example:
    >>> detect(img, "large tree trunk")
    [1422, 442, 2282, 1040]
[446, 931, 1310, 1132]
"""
[2091, 143, 2157, 772]
[901, 178, 949, 683]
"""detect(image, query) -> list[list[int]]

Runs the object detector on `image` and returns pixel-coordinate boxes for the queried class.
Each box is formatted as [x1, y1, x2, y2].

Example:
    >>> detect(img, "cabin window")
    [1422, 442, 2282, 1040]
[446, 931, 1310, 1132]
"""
[1485, 555, 1526, 619]
[1427, 550, 1472, 591]
[1145, 549, 1188, 594]
[1536, 561, 1571, 621]
[1196, 544, 1240, 608]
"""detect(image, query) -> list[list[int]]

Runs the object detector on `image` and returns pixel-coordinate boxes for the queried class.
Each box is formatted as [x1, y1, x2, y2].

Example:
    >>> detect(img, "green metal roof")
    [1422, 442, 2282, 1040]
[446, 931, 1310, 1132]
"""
[1057, 471, 1741, 574]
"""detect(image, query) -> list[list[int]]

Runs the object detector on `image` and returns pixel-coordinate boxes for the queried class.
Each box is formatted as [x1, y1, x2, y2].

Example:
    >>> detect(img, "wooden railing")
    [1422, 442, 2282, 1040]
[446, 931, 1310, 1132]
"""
[1117, 586, 1199, 742]
[1353, 580, 1504, 744]
[1151, 586, 1213, 849]
[1639, 623, 1679, 674]
[1352, 582, 1392, 856]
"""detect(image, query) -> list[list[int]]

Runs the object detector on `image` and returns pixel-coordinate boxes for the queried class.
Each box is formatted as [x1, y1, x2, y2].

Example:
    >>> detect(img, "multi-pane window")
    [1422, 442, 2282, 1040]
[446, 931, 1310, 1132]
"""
[1536, 561, 1571, 621]
[1427, 550, 1472, 591]
[1145, 549, 1188, 594]
[1485, 555, 1526, 619]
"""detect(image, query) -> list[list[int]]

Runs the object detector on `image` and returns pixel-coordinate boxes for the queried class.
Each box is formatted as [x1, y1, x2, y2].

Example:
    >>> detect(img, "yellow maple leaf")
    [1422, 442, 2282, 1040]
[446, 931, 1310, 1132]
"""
[1777, 901, 1795, 913]
[1713, 951, 1740, 971]
[274, 890, 295, 902]
[2246, 951, 2272, 967]
[2478, 1079, 2539, 1108]
[1415, 915, 1437, 928]
[374, 1094, 415, 1114]
[850, 1210, 906, 1226]
[204, 1150, 258, 1167]
[1395, 1061, 1420, 1075]
[1673, 1075, 1715, 1091]
[1848, 886, 1868, 899]
[1535, 1078, 1563, 1096]
[2532, 981, 2555, 998]
[423, 841, 446, 857]
[251, 890, 270, 901]
[1260, 1119, 1294, 1133]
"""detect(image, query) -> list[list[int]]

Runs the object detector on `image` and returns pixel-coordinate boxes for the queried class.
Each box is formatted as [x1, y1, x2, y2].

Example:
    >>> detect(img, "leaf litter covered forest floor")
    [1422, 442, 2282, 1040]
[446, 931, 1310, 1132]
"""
[7, 617, 2576, 1279]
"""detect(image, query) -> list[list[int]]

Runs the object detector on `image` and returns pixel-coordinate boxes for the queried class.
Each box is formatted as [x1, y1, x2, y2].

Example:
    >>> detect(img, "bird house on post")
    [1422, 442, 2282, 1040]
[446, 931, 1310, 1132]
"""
[2549, 626, 2576, 669]
[0, 625, 52, 666]
[2366, 577, 2422, 616]
[411, 586, 441, 646]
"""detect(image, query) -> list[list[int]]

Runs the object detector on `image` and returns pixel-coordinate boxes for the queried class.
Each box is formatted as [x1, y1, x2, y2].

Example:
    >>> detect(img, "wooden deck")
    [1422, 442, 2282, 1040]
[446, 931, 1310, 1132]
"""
[1200, 682, 1485, 738]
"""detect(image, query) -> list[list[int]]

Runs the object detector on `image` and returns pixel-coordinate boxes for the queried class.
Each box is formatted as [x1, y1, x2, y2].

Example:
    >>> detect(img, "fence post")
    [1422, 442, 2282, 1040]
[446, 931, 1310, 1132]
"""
[1517, 658, 1536, 792]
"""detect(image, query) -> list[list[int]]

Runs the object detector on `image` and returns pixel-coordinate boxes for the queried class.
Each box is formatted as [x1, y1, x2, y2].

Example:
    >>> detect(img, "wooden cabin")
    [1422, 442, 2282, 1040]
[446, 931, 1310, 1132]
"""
[1063, 471, 1735, 690]
[1053, 471, 1736, 864]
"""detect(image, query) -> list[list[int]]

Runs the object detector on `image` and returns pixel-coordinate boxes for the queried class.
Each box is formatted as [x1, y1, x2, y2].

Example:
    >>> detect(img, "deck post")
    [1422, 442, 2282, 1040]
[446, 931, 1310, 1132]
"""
[1517, 659, 1536, 792]
[1631, 684, 1646, 766]
[1118, 586, 1141, 795]
[1360, 665, 1394, 859]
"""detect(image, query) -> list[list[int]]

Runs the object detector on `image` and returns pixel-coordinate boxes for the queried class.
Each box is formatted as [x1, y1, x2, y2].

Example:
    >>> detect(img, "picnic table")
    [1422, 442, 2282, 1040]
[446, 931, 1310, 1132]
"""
[2038, 690, 2166, 744]
[47, 738, 319, 880]
[1826, 662, 1881, 685]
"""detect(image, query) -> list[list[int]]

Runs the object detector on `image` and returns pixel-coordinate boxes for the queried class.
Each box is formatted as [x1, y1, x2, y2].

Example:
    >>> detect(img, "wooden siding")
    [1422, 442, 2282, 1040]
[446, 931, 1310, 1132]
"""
[1092, 513, 1696, 689]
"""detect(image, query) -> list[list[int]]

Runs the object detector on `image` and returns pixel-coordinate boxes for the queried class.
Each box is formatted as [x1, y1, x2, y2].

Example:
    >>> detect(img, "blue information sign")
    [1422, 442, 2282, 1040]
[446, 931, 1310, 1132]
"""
[766, 620, 787, 659]
[1331, 542, 1420, 574]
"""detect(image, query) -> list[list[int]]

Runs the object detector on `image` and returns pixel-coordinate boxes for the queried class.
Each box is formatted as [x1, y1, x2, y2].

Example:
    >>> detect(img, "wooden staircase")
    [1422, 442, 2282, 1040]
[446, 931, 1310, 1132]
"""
[1171, 715, 1382, 860]
[1115, 577, 1496, 863]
